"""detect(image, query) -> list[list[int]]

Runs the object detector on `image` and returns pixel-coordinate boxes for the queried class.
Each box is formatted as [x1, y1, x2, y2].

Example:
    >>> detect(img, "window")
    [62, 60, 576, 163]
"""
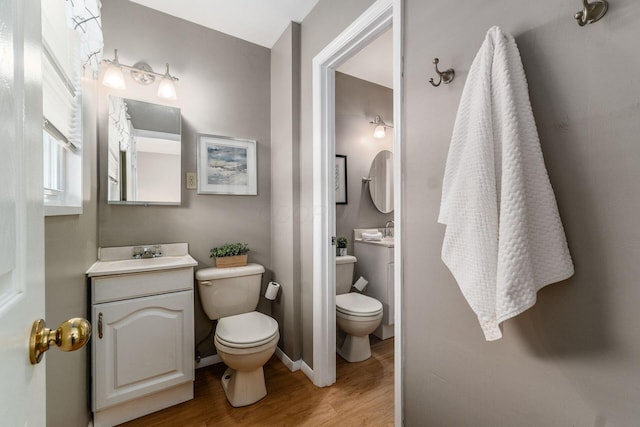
[42, 0, 83, 216]
[42, 122, 82, 214]
[43, 129, 64, 204]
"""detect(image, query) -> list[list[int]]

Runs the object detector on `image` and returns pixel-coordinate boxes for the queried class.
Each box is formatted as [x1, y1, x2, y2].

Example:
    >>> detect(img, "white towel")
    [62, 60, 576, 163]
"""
[361, 232, 383, 241]
[438, 26, 574, 341]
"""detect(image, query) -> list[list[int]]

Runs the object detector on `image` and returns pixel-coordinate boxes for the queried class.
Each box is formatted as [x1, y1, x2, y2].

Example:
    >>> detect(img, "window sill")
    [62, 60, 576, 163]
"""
[44, 204, 83, 217]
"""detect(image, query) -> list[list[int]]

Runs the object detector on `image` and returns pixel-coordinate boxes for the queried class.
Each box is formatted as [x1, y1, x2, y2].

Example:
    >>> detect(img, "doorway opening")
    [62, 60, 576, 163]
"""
[311, 0, 402, 425]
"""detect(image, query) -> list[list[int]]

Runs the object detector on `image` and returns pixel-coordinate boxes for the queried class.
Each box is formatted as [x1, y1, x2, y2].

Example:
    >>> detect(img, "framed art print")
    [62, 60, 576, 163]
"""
[197, 134, 257, 195]
[335, 154, 347, 204]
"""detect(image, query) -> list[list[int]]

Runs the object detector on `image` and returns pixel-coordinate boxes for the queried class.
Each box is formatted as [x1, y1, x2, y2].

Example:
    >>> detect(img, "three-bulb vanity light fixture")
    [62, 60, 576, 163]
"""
[102, 49, 179, 100]
[370, 115, 393, 139]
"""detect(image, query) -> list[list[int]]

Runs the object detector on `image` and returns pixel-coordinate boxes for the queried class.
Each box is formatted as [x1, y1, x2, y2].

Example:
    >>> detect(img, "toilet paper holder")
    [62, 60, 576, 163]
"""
[352, 276, 368, 292]
[265, 281, 281, 300]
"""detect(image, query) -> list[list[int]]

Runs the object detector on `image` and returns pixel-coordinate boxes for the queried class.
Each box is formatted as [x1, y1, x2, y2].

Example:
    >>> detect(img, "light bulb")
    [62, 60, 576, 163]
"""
[102, 50, 126, 90]
[157, 63, 177, 100]
[373, 125, 386, 138]
[102, 64, 126, 90]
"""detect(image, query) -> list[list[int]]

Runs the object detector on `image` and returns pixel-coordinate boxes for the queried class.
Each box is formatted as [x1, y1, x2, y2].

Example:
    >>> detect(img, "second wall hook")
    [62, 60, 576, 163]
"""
[429, 58, 455, 87]
[575, 0, 608, 26]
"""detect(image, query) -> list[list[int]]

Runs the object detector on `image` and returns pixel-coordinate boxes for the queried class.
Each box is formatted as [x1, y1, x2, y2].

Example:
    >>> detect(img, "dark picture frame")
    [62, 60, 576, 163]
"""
[335, 154, 348, 204]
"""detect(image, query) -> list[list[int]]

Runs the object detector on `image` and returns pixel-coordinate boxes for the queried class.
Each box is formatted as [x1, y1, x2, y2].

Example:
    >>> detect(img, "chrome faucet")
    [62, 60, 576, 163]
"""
[132, 245, 162, 259]
[384, 220, 395, 238]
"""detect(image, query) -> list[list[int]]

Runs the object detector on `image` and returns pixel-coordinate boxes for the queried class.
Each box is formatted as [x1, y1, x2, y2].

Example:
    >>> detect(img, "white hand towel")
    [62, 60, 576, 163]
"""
[438, 26, 574, 341]
[362, 232, 383, 241]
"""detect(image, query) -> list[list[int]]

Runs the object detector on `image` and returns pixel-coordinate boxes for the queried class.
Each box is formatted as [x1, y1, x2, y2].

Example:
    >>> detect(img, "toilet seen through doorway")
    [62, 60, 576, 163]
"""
[335, 255, 383, 362]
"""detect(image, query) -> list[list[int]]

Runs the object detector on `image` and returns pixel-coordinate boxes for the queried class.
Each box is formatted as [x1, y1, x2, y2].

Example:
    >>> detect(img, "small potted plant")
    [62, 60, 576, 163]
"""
[336, 236, 348, 256]
[210, 242, 250, 268]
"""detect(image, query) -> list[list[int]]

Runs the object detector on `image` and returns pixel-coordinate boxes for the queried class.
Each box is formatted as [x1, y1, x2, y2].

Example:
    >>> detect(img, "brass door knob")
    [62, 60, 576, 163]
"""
[29, 318, 92, 364]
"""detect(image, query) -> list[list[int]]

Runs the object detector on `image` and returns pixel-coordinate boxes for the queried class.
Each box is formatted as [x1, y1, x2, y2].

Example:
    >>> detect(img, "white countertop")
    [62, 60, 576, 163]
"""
[86, 243, 198, 277]
[354, 237, 394, 248]
[352, 228, 394, 248]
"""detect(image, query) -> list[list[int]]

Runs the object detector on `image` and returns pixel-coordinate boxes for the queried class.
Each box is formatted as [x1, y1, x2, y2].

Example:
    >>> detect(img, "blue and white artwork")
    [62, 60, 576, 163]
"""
[206, 145, 248, 186]
[197, 134, 257, 195]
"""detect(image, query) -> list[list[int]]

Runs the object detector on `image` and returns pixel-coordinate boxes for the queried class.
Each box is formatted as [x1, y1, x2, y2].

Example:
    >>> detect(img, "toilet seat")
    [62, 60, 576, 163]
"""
[215, 311, 279, 348]
[336, 293, 383, 317]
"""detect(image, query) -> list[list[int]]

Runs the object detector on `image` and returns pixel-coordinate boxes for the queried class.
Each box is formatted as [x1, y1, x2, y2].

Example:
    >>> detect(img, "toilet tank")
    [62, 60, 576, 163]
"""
[196, 263, 265, 320]
[336, 255, 357, 295]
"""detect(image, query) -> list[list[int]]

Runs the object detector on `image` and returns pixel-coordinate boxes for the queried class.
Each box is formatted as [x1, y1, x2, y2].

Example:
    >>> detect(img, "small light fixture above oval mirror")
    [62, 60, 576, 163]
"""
[370, 115, 393, 139]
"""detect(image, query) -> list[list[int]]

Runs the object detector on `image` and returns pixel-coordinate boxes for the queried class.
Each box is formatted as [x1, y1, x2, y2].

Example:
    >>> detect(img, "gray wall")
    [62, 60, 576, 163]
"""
[301, 0, 640, 424]
[99, 0, 271, 359]
[403, 0, 640, 425]
[45, 80, 98, 427]
[335, 72, 393, 254]
[299, 0, 377, 368]
[270, 23, 302, 360]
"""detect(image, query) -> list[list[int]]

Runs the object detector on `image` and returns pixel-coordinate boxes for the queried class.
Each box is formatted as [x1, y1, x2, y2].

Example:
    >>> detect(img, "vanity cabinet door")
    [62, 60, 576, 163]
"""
[92, 290, 194, 411]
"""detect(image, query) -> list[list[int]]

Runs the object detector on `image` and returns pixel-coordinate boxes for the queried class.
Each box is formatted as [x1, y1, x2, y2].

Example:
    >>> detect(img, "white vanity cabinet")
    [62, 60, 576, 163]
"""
[87, 244, 197, 427]
[354, 239, 394, 340]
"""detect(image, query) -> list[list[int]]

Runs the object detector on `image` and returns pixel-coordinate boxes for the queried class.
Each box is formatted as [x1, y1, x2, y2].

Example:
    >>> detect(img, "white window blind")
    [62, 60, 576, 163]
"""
[42, 0, 81, 149]
[42, 0, 83, 215]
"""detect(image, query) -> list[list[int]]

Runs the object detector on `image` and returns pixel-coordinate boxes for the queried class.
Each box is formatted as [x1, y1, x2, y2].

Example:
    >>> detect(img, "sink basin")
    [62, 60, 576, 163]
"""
[87, 243, 198, 277]
[87, 255, 198, 277]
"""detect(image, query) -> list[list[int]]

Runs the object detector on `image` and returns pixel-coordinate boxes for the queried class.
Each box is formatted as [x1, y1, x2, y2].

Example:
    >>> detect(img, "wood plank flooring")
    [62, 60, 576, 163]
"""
[120, 337, 394, 427]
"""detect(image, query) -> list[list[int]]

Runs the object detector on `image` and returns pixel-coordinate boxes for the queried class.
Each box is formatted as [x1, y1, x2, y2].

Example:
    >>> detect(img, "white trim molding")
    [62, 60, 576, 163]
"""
[195, 354, 221, 369]
[312, 1, 403, 424]
[197, 349, 304, 374]
[392, 2, 404, 425]
[301, 361, 314, 384]
[275, 347, 302, 372]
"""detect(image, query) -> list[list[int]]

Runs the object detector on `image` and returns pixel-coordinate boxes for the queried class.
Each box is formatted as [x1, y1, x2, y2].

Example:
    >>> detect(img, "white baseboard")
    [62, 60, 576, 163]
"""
[88, 420, 93, 427]
[196, 350, 310, 384]
[275, 347, 302, 372]
[197, 350, 303, 373]
[301, 361, 314, 383]
[195, 354, 222, 369]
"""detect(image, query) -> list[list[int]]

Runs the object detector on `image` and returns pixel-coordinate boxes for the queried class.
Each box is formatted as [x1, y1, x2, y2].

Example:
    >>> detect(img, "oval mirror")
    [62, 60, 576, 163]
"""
[368, 150, 393, 213]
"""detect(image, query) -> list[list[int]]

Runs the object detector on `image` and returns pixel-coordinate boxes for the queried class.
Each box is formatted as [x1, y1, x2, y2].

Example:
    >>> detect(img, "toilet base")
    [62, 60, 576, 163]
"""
[221, 367, 267, 407]
[337, 334, 371, 363]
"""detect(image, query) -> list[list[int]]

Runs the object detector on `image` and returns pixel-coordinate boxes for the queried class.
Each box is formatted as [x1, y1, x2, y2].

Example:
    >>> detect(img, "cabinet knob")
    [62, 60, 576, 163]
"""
[29, 318, 92, 364]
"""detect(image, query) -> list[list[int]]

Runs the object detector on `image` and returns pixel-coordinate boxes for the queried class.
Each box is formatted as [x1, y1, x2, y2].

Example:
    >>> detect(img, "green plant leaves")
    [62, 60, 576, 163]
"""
[210, 242, 250, 258]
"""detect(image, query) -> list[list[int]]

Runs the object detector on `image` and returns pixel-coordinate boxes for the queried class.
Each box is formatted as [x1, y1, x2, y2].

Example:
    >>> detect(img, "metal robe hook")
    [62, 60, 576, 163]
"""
[428, 58, 455, 87]
[574, 0, 608, 26]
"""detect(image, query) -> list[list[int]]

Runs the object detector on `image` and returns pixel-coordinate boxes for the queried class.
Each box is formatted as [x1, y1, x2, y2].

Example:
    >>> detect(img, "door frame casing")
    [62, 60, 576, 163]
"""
[311, 0, 403, 424]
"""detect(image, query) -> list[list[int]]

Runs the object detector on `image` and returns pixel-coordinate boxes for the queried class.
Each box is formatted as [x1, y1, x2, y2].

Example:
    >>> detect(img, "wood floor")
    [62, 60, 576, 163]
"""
[120, 337, 394, 427]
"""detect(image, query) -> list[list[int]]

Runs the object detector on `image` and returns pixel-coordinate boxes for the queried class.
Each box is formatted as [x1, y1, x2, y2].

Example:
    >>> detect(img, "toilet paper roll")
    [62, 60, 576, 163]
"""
[265, 281, 281, 300]
[352, 276, 368, 292]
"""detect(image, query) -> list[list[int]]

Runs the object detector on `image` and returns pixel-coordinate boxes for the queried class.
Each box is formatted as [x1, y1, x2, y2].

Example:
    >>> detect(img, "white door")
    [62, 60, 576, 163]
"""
[0, 0, 46, 425]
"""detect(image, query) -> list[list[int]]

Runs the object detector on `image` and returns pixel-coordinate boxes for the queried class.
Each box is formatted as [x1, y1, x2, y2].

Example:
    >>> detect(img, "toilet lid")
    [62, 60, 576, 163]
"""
[336, 293, 383, 316]
[216, 311, 279, 347]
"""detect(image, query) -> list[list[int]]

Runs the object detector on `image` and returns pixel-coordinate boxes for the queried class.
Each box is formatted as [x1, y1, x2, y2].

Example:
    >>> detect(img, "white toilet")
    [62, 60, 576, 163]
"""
[335, 255, 383, 363]
[196, 264, 279, 407]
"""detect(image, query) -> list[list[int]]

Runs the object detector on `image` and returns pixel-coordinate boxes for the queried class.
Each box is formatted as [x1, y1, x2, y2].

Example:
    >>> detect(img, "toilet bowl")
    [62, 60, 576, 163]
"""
[335, 256, 383, 363]
[214, 311, 279, 407]
[336, 292, 383, 362]
[196, 264, 279, 407]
